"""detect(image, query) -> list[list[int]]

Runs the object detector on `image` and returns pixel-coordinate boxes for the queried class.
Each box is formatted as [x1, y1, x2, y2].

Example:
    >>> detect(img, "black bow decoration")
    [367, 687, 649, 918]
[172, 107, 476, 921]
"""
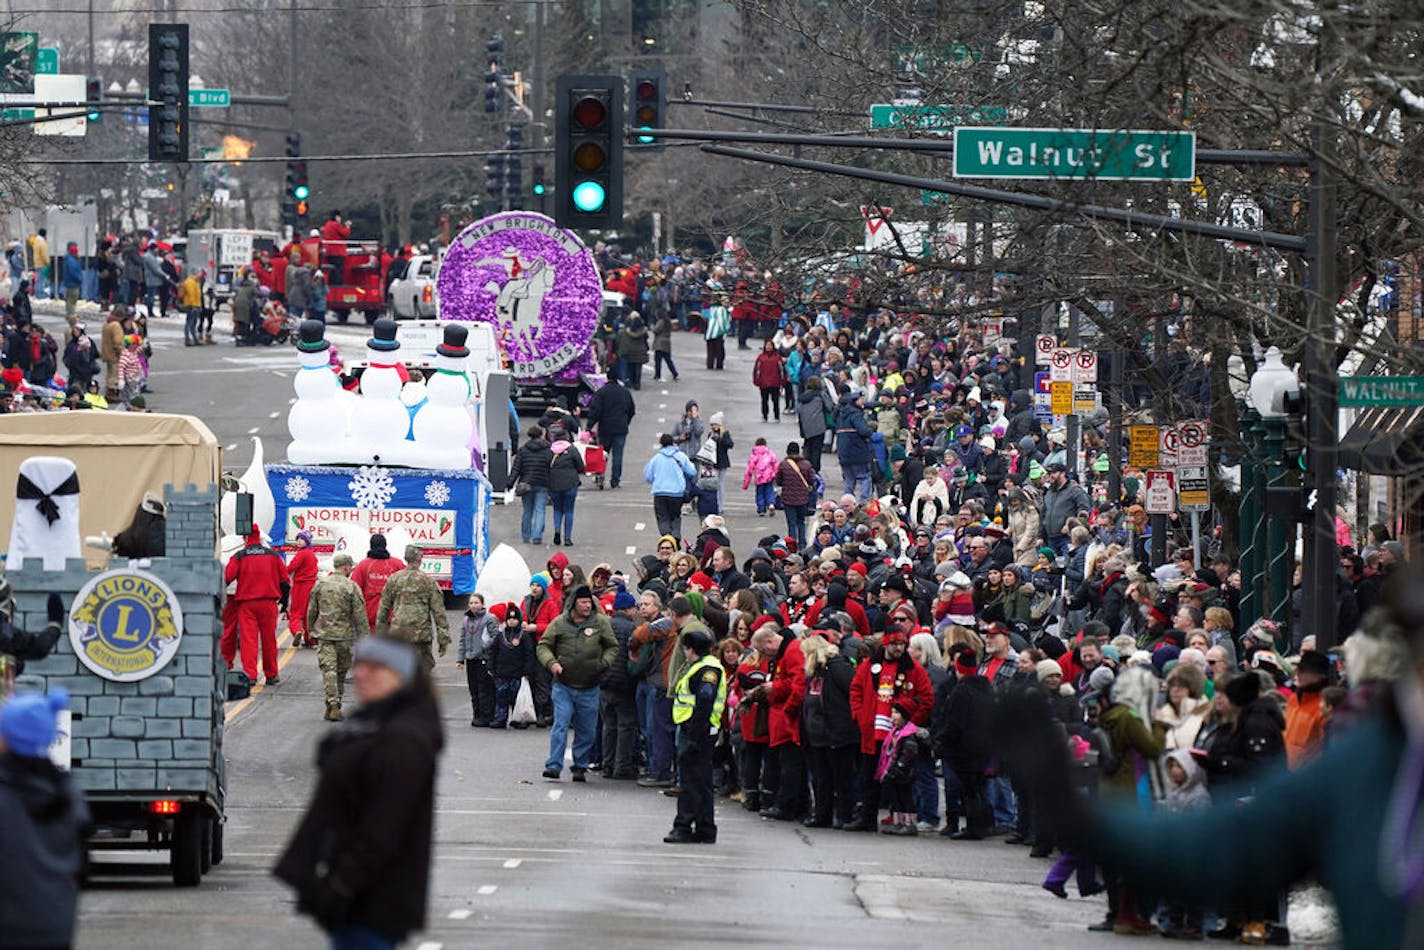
[16, 471, 80, 525]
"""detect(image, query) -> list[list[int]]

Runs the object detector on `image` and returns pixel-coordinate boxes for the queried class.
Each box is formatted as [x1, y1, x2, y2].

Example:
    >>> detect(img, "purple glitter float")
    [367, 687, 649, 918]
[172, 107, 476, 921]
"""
[436, 212, 603, 378]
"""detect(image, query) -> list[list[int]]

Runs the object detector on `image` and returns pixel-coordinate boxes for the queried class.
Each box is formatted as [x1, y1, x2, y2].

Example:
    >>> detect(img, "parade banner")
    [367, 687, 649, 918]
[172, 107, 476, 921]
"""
[266, 464, 492, 594]
[436, 212, 603, 379]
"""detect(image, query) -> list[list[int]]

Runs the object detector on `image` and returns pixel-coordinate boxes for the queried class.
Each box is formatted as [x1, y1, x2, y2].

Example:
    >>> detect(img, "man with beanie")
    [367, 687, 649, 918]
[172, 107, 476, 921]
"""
[600, 588, 642, 779]
[1284, 650, 1332, 768]
[307, 553, 369, 721]
[375, 545, 450, 672]
[663, 627, 726, 843]
[846, 627, 933, 830]
[938, 651, 996, 839]
[224, 524, 291, 686]
[538, 585, 618, 781]
[0, 688, 89, 948]
[351, 533, 402, 632]
[276, 637, 443, 948]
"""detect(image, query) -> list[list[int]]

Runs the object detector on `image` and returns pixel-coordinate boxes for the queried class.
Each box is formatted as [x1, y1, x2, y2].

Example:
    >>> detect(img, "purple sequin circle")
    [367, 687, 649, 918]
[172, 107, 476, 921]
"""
[437, 212, 601, 376]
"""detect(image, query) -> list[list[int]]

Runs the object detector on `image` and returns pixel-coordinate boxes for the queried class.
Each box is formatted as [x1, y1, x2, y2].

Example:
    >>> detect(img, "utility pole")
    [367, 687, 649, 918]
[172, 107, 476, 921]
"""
[1150, 311, 1169, 567]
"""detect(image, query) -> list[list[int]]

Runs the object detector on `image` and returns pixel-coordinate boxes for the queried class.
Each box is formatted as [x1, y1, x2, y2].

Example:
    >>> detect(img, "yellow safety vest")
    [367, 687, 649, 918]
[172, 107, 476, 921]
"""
[672, 654, 726, 730]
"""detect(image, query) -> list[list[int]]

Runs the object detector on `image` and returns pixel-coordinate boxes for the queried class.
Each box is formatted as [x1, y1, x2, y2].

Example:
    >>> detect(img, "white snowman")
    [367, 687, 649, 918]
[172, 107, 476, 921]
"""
[411, 324, 475, 470]
[287, 320, 350, 465]
[349, 318, 415, 466]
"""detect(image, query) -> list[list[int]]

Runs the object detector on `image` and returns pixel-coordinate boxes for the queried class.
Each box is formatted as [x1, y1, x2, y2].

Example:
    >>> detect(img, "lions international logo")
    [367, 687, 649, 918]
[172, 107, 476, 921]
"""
[437, 212, 603, 379]
[69, 569, 184, 682]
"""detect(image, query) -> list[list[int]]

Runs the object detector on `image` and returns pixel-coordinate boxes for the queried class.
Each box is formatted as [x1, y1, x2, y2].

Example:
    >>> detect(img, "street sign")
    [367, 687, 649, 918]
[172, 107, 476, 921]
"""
[1175, 419, 1210, 466]
[1177, 466, 1211, 511]
[36, 47, 57, 75]
[1144, 470, 1177, 514]
[869, 103, 1007, 133]
[981, 317, 1003, 346]
[1128, 425, 1160, 469]
[893, 44, 982, 76]
[33, 73, 85, 136]
[1049, 347, 1075, 382]
[1035, 334, 1056, 366]
[1, 107, 33, 120]
[1073, 386, 1098, 415]
[1339, 375, 1424, 407]
[1033, 372, 1053, 422]
[952, 126, 1197, 181]
[189, 87, 230, 108]
[1050, 381, 1073, 416]
[1073, 349, 1098, 384]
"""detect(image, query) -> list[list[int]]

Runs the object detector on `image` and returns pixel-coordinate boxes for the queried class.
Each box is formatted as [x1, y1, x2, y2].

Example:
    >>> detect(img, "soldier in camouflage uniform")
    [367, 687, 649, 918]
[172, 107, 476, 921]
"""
[375, 544, 450, 671]
[306, 553, 367, 721]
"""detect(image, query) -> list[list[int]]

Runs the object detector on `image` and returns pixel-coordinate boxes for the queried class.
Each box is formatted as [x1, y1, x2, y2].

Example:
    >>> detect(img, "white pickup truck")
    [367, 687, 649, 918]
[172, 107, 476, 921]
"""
[387, 254, 438, 319]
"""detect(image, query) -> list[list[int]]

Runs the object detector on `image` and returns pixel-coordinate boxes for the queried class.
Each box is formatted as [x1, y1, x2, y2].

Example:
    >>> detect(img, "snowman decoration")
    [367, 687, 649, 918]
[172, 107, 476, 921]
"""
[286, 320, 350, 465]
[349, 318, 413, 466]
[411, 324, 475, 470]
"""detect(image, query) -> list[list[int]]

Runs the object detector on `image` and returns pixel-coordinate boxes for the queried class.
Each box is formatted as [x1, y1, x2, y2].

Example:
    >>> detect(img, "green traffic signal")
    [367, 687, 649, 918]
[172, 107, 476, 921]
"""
[571, 180, 606, 212]
[294, 184, 310, 200]
[532, 182, 546, 196]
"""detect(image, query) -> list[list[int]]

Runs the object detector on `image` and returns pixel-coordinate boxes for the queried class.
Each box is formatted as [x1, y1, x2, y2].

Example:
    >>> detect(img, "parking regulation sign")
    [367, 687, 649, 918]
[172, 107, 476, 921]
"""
[1144, 470, 1177, 514]
[1177, 465, 1210, 511]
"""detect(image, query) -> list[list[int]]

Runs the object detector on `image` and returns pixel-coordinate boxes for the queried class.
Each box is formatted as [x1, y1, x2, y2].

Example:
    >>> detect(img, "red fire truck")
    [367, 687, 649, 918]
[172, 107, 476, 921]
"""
[292, 237, 387, 324]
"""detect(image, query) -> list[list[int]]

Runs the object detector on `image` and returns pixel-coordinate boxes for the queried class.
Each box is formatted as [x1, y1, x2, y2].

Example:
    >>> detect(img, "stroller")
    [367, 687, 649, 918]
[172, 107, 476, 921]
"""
[256, 303, 296, 346]
[578, 433, 607, 490]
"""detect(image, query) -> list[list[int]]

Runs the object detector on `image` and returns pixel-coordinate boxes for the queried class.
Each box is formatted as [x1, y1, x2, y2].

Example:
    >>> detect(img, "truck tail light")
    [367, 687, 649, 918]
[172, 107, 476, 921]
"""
[423, 285, 433, 303]
[149, 799, 181, 815]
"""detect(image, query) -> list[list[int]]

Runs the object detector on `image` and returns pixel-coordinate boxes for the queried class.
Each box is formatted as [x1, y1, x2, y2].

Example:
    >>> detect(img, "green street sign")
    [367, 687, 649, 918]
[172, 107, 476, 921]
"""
[1339, 375, 1424, 407]
[36, 47, 58, 75]
[869, 103, 1007, 133]
[189, 87, 230, 108]
[952, 126, 1197, 181]
[894, 44, 981, 75]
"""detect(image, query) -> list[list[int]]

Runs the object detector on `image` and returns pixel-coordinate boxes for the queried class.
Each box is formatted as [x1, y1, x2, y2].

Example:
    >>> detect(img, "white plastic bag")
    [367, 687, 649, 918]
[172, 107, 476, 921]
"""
[512, 676, 537, 724]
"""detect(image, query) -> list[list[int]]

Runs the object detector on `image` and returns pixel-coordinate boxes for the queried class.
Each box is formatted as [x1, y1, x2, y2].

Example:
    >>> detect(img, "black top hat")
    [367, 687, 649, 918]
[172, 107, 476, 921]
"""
[367, 317, 400, 352]
[296, 319, 330, 353]
[437, 324, 470, 359]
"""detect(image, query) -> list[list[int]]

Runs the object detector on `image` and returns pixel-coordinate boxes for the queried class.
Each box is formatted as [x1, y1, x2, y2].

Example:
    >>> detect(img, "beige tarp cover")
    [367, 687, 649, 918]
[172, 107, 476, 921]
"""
[0, 412, 220, 568]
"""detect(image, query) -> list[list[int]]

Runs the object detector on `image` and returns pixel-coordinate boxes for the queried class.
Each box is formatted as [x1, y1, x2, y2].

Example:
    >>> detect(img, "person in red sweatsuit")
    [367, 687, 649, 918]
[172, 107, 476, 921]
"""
[350, 533, 403, 632]
[223, 525, 290, 684]
[846, 627, 932, 830]
[734, 647, 772, 811]
[285, 531, 319, 647]
[319, 212, 352, 241]
[746, 624, 806, 821]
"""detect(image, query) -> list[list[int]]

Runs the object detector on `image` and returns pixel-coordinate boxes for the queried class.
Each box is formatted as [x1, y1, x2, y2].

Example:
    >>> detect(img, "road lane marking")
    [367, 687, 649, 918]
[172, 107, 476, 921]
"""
[477, 885, 498, 896]
[268, 411, 279, 418]
[448, 909, 472, 920]
[624, 546, 637, 555]
[659, 403, 667, 409]
[547, 789, 563, 801]
[224, 443, 237, 452]
[661, 389, 669, 395]
[247, 426, 259, 434]
[658, 417, 666, 423]
[415, 943, 443, 950]
[502, 858, 522, 869]
[633, 522, 646, 531]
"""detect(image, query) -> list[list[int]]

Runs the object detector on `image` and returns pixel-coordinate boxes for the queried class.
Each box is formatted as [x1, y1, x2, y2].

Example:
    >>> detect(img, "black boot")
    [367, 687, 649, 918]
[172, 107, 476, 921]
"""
[742, 791, 761, 812]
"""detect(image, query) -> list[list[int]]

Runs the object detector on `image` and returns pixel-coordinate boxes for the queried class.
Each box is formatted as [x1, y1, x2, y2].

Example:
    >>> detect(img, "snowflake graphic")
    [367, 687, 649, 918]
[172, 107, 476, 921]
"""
[348, 465, 397, 510]
[424, 480, 452, 507]
[284, 475, 312, 503]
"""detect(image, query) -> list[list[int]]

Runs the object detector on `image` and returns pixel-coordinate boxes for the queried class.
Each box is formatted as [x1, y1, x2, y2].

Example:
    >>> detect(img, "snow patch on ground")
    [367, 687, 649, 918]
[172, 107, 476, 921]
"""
[1288, 882, 1340, 945]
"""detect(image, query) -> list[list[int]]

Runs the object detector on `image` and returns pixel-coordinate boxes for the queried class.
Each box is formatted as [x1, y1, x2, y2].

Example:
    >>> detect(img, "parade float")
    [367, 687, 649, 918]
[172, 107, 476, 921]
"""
[256, 211, 611, 596]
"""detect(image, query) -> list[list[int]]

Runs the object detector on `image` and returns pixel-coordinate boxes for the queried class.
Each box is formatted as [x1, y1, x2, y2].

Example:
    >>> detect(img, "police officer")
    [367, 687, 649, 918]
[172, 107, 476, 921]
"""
[375, 544, 450, 671]
[306, 553, 368, 721]
[664, 627, 726, 844]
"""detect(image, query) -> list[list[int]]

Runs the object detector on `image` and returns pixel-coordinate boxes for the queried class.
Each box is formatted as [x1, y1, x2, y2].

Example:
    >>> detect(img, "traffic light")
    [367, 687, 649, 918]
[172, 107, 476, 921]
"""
[629, 69, 665, 150]
[531, 164, 546, 196]
[554, 75, 622, 230]
[484, 35, 504, 114]
[484, 154, 505, 198]
[85, 76, 102, 122]
[294, 161, 310, 224]
[147, 23, 189, 162]
[283, 132, 302, 228]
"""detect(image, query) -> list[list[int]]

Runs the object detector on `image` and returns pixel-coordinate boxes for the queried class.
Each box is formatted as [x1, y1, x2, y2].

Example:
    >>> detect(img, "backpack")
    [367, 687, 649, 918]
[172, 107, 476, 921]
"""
[695, 460, 719, 491]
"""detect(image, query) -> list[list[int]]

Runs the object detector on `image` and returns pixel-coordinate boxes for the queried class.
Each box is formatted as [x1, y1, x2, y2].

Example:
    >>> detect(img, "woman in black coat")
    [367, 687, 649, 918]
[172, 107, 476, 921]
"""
[509, 425, 554, 544]
[276, 637, 445, 946]
[801, 633, 860, 827]
[936, 651, 997, 839]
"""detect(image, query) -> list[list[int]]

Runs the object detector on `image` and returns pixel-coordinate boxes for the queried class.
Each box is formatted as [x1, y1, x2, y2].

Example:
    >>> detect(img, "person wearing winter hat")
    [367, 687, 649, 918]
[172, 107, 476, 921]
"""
[287, 529, 320, 648]
[600, 587, 643, 780]
[537, 584, 618, 781]
[351, 532, 402, 633]
[0, 687, 89, 948]
[940, 650, 996, 839]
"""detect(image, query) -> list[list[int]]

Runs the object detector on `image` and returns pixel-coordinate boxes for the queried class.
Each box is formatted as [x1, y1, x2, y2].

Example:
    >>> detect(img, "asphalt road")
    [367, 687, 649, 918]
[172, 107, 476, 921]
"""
[46, 301, 1111, 949]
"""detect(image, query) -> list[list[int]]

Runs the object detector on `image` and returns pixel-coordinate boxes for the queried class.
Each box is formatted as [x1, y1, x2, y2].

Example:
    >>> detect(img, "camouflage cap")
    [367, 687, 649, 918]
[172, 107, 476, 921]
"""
[404, 544, 423, 562]
[332, 553, 354, 569]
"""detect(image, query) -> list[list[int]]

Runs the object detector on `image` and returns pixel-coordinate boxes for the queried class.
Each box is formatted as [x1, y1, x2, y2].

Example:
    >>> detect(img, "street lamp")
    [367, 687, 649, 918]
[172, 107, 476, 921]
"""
[1246, 345, 1299, 643]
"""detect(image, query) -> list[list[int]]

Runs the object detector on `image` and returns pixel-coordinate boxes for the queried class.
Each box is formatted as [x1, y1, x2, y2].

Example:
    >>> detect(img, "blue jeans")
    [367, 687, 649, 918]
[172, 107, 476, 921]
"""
[330, 925, 396, 950]
[783, 502, 807, 548]
[144, 283, 164, 317]
[914, 755, 940, 825]
[1046, 535, 1068, 559]
[601, 432, 627, 488]
[546, 681, 600, 772]
[986, 773, 1017, 828]
[641, 684, 675, 780]
[184, 307, 201, 344]
[549, 486, 578, 539]
[840, 463, 872, 502]
[754, 481, 776, 514]
[520, 486, 548, 542]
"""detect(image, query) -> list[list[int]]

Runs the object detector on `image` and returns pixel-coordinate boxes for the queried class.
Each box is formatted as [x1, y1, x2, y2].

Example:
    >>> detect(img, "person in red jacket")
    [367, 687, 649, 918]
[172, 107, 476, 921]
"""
[803, 580, 871, 639]
[320, 211, 352, 241]
[734, 645, 773, 812]
[746, 623, 806, 821]
[223, 524, 291, 685]
[285, 531, 319, 648]
[752, 340, 787, 422]
[350, 533, 402, 632]
[250, 251, 288, 299]
[845, 627, 933, 831]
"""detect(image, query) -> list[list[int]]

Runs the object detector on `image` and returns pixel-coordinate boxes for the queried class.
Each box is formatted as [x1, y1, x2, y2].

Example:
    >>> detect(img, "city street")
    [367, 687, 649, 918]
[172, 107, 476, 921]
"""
[64, 315, 1110, 949]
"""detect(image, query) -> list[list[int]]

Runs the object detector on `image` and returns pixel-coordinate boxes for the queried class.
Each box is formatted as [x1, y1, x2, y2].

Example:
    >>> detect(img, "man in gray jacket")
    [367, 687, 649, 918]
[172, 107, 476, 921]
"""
[1040, 462, 1091, 558]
